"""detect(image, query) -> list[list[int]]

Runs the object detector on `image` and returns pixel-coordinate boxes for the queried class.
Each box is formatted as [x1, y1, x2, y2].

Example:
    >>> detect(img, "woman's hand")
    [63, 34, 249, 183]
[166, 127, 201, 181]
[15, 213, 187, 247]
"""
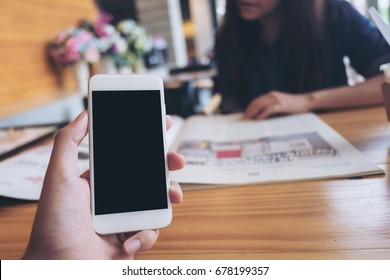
[243, 91, 314, 120]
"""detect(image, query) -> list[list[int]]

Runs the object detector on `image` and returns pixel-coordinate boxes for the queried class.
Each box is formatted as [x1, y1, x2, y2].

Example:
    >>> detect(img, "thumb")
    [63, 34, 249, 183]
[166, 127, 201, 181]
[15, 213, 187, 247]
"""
[45, 111, 88, 184]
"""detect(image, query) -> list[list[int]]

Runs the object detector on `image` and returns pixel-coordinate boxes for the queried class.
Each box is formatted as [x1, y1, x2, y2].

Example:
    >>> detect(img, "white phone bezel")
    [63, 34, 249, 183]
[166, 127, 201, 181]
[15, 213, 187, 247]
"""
[88, 74, 171, 235]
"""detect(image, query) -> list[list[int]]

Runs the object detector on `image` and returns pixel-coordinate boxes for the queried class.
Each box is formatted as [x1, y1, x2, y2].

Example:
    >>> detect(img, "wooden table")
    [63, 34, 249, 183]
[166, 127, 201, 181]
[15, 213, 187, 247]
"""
[1, 106, 390, 260]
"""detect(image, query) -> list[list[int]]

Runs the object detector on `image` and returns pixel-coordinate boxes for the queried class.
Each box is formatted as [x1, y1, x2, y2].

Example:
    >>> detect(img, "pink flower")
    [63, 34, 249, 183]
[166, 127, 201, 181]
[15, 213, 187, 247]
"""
[95, 25, 109, 37]
[49, 27, 100, 66]
[96, 11, 113, 26]
[61, 43, 80, 63]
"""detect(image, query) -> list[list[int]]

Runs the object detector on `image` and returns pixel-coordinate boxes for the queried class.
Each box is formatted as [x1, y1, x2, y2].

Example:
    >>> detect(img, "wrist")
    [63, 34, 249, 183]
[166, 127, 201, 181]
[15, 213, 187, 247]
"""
[306, 91, 322, 111]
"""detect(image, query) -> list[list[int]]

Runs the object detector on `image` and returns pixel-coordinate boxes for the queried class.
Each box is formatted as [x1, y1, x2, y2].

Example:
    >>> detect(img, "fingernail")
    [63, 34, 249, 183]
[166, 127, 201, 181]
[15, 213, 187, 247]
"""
[171, 183, 181, 192]
[125, 239, 142, 255]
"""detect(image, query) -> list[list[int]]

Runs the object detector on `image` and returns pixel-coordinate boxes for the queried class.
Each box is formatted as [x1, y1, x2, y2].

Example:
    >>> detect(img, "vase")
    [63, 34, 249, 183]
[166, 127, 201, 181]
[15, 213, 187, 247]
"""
[73, 60, 90, 96]
[99, 56, 117, 74]
[133, 57, 146, 73]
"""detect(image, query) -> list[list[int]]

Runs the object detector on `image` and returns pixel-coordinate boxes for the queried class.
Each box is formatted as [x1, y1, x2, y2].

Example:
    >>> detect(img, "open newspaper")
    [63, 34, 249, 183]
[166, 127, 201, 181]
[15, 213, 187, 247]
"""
[0, 137, 89, 200]
[0, 112, 384, 200]
[166, 113, 384, 189]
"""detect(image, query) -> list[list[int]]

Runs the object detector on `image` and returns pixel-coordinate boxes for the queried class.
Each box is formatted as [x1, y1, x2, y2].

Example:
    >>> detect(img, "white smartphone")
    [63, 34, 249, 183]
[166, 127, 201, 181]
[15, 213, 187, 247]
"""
[88, 74, 171, 235]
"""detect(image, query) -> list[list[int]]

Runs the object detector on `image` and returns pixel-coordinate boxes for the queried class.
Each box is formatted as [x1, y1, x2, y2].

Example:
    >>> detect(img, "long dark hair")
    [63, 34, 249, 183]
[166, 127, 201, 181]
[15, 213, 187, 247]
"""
[218, 0, 325, 95]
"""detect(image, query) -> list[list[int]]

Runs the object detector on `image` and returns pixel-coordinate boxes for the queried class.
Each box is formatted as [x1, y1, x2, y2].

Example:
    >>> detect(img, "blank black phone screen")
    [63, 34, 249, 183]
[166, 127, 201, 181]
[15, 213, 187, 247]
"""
[91, 90, 168, 215]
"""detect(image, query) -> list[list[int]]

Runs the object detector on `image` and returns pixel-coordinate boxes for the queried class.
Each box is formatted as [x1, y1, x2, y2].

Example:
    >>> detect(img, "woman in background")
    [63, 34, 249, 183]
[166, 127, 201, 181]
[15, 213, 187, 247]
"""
[215, 0, 390, 119]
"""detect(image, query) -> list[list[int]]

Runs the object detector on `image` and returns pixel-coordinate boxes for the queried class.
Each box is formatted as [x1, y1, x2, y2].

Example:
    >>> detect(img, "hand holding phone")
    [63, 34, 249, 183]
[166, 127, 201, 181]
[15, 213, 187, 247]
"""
[89, 74, 172, 234]
[22, 108, 185, 259]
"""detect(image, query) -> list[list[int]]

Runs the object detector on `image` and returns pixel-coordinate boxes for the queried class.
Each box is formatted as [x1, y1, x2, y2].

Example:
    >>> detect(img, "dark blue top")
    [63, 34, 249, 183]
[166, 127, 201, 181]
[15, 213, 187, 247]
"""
[215, 0, 390, 113]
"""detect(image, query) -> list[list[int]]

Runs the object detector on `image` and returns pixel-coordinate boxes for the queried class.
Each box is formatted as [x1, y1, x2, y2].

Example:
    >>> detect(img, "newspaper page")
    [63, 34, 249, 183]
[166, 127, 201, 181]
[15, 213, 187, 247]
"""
[0, 138, 89, 200]
[169, 113, 384, 187]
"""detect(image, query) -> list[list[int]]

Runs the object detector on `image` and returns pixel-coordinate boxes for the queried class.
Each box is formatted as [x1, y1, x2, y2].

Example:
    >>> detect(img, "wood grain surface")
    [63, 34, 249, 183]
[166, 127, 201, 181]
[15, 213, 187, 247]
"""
[0, 106, 389, 260]
[0, 0, 97, 117]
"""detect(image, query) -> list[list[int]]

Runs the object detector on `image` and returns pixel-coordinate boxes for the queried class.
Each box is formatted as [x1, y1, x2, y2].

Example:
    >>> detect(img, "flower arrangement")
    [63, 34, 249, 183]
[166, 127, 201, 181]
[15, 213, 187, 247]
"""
[48, 11, 156, 73]
[115, 19, 152, 69]
[90, 12, 128, 58]
[48, 27, 101, 68]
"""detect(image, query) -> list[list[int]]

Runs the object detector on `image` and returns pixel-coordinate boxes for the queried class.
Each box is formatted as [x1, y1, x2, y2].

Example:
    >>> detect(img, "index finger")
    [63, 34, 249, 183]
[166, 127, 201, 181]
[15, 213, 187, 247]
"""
[244, 96, 273, 119]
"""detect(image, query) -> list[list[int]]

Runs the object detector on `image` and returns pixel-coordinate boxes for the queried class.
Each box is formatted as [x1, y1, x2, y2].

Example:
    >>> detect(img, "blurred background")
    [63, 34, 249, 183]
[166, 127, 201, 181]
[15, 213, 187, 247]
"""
[1, 0, 389, 119]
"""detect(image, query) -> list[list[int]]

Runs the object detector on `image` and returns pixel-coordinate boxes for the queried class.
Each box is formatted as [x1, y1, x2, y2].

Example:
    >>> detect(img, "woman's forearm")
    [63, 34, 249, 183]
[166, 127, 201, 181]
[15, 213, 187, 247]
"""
[308, 74, 385, 110]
